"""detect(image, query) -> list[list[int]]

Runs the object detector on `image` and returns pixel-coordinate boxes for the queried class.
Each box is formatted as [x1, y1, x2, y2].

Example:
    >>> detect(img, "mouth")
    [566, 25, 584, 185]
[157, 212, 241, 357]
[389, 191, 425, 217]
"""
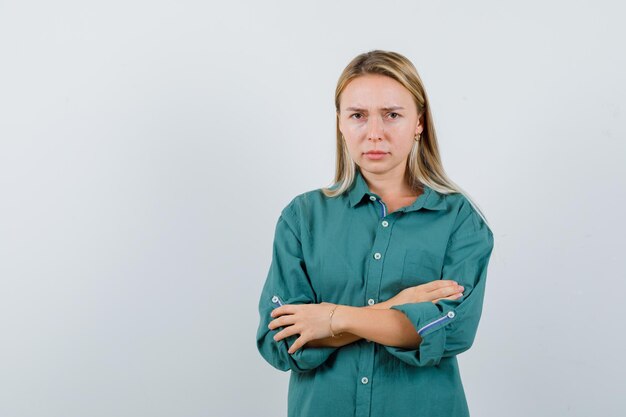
[363, 151, 389, 160]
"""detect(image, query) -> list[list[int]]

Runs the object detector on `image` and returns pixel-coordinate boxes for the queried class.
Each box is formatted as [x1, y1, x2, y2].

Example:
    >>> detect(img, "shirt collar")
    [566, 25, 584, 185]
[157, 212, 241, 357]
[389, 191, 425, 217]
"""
[347, 168, 448, 212]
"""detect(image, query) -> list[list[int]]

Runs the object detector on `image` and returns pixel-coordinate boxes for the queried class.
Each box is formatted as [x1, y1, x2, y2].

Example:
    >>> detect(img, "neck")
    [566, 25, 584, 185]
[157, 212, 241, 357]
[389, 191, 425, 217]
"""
[359, 166, 417, 198]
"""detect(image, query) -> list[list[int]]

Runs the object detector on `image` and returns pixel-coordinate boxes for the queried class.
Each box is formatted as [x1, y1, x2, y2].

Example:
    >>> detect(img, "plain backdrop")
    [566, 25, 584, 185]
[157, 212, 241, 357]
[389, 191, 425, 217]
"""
[1, 1, 625, 416]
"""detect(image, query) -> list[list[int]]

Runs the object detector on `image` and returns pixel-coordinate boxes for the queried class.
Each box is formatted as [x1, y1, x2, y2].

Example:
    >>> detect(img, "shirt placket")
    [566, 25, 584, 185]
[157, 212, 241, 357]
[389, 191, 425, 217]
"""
[355, 194, 395, 417]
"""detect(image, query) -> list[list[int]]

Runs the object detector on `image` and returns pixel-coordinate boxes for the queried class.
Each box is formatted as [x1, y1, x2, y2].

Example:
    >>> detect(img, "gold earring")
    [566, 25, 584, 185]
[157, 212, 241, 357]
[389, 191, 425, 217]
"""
[414, 133, 421, 142]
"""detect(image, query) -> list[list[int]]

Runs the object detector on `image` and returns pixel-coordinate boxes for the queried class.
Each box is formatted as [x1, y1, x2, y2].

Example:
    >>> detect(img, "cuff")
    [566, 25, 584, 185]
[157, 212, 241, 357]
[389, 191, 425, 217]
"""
[383, 302, 456, 367]
[287, 335, 338, 371]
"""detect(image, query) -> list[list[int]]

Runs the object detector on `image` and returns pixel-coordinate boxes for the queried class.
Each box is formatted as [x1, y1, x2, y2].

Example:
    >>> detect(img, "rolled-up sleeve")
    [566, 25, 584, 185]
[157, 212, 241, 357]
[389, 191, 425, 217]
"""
[384, 202, 495, 367]
[256, 202, 339, 373]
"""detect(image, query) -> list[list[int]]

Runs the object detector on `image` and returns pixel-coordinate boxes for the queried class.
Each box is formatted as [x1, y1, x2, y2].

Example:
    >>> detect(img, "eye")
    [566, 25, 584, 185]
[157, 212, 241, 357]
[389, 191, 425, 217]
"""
[388, 112, 400, 119]
[350, 113, 363, 120]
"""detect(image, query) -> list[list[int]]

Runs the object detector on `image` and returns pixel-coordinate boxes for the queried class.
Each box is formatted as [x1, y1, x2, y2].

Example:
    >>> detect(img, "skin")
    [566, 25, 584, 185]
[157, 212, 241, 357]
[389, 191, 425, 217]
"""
[338, 73, 424, 204]
[268, 74, 463, 354]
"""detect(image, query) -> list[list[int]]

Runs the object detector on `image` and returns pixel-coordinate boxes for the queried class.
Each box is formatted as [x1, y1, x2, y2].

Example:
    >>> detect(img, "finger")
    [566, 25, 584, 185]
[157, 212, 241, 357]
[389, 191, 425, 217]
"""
[431, 285, 464, 300]
[421, 279, 458, 292]
[268, 315, 297, 330]
[432, 292, 464, 304]
[271, 304, 296, 318]
[430, 280, 459, 290]
[288, 335, 308, 354]
[273, 325, 300, 342]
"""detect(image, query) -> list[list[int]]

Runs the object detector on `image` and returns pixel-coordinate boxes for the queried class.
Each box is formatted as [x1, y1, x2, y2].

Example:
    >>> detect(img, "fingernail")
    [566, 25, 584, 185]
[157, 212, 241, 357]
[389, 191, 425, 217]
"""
[459, 286, 464, 290]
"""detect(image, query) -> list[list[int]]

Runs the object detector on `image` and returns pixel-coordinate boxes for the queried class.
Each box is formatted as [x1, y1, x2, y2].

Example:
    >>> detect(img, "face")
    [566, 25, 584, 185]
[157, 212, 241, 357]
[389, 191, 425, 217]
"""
[337, 74, 423, 179]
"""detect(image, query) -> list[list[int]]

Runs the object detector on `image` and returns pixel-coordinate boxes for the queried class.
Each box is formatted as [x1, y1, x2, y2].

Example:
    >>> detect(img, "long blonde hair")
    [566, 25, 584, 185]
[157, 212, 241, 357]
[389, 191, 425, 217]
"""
[321, 49, 491, 228]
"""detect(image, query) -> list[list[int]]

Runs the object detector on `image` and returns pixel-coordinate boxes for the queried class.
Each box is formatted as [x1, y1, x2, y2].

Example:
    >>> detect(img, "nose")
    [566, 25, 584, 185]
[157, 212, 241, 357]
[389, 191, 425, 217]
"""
[367, 115, 384, 141]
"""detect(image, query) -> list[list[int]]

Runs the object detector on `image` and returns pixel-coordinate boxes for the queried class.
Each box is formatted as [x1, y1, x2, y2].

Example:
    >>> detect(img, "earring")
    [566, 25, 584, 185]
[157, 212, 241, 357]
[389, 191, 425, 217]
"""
[414, 133, 421, 142]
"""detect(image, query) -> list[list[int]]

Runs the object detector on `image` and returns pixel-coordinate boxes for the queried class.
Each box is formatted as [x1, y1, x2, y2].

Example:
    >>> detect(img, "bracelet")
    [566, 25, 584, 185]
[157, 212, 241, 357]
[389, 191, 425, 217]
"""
[329, 305, 343, 338]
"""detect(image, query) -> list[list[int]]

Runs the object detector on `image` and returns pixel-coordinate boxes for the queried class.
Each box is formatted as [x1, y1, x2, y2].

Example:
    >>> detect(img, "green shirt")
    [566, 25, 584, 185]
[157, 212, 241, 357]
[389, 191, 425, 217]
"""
[256, 168, 495, 417]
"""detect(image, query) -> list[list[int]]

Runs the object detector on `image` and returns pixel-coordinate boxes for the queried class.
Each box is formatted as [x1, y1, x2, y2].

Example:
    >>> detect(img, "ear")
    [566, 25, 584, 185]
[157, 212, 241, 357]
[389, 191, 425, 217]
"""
[337, 111, 345, 135]
[415, 112, 425, 136]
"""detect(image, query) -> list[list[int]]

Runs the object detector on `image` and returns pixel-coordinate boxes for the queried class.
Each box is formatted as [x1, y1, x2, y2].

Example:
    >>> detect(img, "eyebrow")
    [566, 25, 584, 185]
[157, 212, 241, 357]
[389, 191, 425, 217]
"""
[344, 106, 405, 112]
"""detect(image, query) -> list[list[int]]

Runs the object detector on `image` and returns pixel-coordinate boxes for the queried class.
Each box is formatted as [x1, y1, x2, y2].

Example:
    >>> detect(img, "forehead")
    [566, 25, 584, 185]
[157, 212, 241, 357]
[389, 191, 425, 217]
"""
[339, 74, 414, 109]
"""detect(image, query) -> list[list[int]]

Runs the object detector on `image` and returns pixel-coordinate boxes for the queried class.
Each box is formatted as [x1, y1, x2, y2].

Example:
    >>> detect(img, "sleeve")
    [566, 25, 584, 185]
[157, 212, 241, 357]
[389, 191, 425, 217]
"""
[256, 201, 339, 373]
[383, 201, 495, 367]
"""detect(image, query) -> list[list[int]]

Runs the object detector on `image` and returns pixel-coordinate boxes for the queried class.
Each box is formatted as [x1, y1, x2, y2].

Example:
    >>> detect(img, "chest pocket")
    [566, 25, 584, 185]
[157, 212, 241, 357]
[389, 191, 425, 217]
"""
[401, 248, 444, 287]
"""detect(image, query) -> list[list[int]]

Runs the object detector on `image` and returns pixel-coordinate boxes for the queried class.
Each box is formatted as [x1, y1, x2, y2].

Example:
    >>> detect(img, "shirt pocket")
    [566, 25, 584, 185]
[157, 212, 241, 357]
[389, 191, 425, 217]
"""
[401, 248, 444, 287]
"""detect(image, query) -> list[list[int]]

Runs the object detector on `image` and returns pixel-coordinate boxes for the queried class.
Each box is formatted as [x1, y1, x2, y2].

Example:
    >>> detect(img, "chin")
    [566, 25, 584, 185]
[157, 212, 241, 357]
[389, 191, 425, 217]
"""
[358, 165, 387, 175]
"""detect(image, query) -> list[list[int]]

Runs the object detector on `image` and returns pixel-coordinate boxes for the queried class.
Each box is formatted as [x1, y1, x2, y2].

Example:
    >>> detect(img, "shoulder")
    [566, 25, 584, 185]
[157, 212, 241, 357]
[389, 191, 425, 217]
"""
[440, 191, 473, 219]
[280, 187, 337, 217]
[278, 187, 336, 234]
[437, 190, 493, 242]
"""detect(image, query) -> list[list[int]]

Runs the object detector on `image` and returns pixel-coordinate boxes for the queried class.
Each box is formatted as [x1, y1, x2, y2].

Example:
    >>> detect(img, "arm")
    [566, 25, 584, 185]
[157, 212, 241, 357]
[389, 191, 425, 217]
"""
[303, 282, 464, 348]
[256, 202, 339, 373]
[330, 305, 423, 348]
[383, 200, 495, 367]
[304, 301, 393, 348]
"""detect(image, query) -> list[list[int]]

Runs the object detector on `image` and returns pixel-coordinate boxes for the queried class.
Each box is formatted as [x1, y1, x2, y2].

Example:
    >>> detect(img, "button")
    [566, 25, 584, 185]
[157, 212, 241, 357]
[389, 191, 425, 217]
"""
[373, 252, 381, 260]
[369, 195, 377, 201]
[447, 311, 455, 318]
[381, 220, 389, 227]
[367, 298, 375, 306]
[271, 296, 279, 303]
[361, 377, 369, 384]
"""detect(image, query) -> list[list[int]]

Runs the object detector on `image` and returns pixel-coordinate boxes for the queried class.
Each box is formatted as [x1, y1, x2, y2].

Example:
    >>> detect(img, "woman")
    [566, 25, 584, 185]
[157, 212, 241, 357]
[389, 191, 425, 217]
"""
[256, 50, 495, 417]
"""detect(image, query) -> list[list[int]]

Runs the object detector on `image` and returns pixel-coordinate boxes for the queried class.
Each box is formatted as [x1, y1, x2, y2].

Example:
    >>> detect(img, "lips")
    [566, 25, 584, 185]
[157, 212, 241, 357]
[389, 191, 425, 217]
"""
[363, 151, 389, 160]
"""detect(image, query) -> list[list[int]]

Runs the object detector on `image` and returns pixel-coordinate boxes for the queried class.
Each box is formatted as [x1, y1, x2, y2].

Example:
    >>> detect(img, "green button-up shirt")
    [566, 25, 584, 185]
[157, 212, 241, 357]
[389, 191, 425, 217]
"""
[256, 168, 495, 417]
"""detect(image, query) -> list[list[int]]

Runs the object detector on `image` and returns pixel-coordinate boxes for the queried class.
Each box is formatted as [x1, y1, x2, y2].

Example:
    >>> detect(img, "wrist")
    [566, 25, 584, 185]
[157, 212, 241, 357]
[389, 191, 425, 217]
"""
[329, 304, 344, 338]
[332, 305, 354, 334]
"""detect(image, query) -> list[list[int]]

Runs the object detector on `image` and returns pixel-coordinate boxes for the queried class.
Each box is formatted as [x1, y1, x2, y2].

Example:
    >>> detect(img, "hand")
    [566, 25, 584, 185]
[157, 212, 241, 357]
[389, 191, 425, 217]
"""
[387, 280, 464, 306]
[268, 302, 337, 354]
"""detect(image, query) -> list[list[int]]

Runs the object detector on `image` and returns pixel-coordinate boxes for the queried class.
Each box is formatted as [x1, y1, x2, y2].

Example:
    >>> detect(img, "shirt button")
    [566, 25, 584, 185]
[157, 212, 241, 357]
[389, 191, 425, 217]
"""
[367, 298, 375, 306]
[381, 220, 389, 227]
[361, 377, 369, 384]
[373, 252, 381, 260]
[369, 195, 377, 201]
[447, 311, 456, 318]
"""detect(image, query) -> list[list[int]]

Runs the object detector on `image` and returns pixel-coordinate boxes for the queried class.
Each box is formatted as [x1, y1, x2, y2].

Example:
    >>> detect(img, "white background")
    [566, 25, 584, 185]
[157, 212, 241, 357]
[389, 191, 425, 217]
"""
[1, 1, 624, 416]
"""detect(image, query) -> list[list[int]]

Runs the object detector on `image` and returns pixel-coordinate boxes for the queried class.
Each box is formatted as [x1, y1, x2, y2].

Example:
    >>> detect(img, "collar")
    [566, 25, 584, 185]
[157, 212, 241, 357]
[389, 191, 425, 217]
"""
[347, 168, 448, 212]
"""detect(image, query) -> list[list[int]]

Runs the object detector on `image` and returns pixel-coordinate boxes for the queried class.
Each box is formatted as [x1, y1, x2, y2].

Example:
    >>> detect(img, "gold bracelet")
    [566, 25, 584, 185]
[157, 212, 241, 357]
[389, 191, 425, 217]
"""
[329, 305, 343, 338]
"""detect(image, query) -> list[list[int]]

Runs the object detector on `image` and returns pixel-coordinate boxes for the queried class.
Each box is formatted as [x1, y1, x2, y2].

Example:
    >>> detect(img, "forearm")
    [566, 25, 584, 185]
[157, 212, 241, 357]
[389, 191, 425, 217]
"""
[333, 304, 422, 349]
[305, 332, 362, 348]
[304, 300, 396, 348]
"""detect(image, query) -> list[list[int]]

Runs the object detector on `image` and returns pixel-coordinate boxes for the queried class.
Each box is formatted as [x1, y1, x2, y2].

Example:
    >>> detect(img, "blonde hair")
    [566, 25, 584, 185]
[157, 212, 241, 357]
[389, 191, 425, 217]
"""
[321, 49, 491, 228]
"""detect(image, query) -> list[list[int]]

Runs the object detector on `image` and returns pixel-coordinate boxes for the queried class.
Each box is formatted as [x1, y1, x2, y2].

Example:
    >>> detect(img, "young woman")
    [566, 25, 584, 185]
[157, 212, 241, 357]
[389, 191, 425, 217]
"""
[256, 50, 495, 417]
